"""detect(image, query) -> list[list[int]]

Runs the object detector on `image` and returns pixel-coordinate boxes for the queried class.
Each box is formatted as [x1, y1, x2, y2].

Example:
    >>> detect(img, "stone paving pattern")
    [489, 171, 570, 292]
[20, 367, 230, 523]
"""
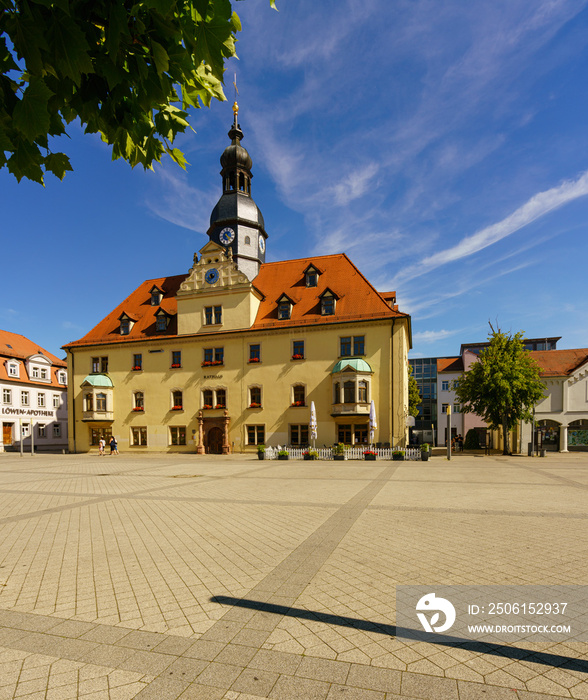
[0, 451, 586, 699]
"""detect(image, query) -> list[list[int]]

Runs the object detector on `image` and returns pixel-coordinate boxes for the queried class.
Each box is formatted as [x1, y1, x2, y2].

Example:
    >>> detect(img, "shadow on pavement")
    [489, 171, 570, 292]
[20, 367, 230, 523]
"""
[211, 595, 588, 674]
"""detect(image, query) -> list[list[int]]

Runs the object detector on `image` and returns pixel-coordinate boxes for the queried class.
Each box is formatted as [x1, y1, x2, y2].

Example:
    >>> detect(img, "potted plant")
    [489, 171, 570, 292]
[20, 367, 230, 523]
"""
[392, 450, 405, 461]
[363, 449, 377, 461]
[332, 443, 346, 461]
[277, 448, 289, 461]
[420, 443, 430, 461]
[257, 445, 265, 460]
[304, 449, 319, 460]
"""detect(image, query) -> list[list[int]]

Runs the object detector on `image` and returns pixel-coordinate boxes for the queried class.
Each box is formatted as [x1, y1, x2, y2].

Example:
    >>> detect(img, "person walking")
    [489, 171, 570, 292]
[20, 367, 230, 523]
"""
[98, 437, 105, 456]
[109, 436, 118, 455]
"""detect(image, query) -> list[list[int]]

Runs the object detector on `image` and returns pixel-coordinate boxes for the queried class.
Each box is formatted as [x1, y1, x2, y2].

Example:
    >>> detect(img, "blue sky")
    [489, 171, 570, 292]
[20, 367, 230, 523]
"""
[3, 0, 588, 360]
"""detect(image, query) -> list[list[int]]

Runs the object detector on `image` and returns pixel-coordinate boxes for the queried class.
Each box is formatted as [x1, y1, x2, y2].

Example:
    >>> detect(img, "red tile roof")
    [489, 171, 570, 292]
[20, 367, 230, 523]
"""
[437, 357, 463, 373]
[63, 255, 408, 349]
[0, 329, 67, 388]
[530, 349, 588, 377]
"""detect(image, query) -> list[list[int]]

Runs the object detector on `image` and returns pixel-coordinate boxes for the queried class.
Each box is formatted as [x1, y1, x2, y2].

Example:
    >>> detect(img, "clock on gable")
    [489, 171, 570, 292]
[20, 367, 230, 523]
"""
[205, 268, 219, 284]
[219, 227, 235, 245]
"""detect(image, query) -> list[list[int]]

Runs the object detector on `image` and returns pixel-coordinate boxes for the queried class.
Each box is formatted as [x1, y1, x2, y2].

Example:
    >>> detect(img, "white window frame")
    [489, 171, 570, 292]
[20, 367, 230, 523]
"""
[2, 388, 11, 404]
[8, 362, 19, 377]
[38, 393, 45, 408]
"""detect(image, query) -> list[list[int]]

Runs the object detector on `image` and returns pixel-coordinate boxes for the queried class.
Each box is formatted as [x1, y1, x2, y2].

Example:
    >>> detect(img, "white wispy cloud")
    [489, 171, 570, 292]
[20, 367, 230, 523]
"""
[412, 329, 461, 344]
[145, 167, 219, 234]
[392, 170, 588, 286]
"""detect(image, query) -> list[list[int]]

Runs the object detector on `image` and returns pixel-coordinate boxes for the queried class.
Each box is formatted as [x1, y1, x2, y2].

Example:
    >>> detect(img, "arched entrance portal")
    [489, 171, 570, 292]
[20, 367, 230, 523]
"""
[196, 410, 231, 454]
[535, 420, 560, 452]
[208, 427, 224, 454]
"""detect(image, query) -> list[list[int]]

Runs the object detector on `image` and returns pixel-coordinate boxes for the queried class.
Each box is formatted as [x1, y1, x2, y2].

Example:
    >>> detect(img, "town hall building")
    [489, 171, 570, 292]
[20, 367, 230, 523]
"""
[63, 105, 412, 454]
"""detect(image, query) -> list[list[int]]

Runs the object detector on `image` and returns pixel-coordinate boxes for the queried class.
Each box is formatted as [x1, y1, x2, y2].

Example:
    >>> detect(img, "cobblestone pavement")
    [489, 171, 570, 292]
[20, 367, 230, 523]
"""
[0, 451, 586, 699]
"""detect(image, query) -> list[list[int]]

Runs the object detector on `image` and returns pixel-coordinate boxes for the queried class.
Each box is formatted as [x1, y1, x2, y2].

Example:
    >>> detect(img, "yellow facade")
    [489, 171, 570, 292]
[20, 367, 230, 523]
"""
[66, 313, 410, 454]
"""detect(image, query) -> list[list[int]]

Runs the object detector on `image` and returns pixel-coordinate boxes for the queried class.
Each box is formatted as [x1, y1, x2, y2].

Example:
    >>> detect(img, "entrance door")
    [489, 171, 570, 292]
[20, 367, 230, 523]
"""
[3, 423, 13, 445]
[208, 427, 224, 454]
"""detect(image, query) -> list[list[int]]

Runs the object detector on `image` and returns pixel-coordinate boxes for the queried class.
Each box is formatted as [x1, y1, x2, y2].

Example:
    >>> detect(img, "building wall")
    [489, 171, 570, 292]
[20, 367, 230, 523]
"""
[67, 319, 407, 453]
[1, 379, 68, 452]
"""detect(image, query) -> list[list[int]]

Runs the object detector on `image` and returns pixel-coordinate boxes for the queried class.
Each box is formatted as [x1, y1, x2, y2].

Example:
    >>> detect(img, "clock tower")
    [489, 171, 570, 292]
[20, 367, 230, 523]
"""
[207, 103, 268, 281]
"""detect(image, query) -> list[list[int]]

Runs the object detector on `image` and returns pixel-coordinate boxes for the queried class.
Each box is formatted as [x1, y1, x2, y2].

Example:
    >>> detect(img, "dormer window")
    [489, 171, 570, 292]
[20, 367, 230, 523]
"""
[150, 286, 164, 306]
[304, 265, 320, 288]
[277, 295, 293, 320]
[119, 313, 135, 336]
[320, 290, 336, 316]
[155, 309, 171, 332]
[7, 362, 19, 378]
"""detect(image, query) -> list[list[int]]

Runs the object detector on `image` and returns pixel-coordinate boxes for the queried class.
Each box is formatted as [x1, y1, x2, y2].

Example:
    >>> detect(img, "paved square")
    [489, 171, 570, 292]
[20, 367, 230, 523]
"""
[0, 450, 586, 699]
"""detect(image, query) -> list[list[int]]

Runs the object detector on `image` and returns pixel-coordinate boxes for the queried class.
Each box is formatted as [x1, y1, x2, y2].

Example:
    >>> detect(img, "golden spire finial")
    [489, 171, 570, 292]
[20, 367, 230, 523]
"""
[232, 73, 239, 124]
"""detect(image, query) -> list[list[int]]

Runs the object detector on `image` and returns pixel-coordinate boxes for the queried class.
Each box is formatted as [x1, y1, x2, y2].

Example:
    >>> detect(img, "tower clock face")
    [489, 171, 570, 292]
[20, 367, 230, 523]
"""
[205, 268, 219, 284]
[219, 227, 235, 245]
[259, 235, 265, 253]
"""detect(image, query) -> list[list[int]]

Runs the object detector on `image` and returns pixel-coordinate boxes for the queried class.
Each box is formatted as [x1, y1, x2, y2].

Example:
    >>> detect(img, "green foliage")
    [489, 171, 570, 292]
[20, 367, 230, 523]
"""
[464, 429, 480, 450]
[407, 364, 421, 418]
[1, 0, 275, 184]
[455, 326, 545, 454]
[332, 442, 345, 455]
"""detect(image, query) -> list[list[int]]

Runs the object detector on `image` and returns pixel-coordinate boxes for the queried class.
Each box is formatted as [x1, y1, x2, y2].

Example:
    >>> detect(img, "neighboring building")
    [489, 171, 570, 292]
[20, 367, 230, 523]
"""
[0, 330, 68, 452]
[436, 356, 464, 446]
[411, 337, 562, 448]
[520, 348, 588, 452]
[63, 106, 412, 454]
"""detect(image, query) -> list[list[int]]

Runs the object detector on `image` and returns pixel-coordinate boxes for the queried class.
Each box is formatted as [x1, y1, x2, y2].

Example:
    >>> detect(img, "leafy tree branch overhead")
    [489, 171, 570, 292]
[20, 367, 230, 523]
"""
[1, 0, 275, 185]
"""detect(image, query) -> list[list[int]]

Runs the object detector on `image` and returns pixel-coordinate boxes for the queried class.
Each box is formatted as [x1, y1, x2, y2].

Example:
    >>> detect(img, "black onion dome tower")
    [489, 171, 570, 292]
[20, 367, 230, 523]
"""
[207, 102, 268, 281]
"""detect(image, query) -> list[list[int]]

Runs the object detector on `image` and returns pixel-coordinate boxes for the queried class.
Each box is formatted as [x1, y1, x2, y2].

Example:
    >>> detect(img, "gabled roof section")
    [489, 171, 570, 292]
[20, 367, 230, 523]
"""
[0, 330, 67, 387]
[530, 349, 588, 377]
[252, 254, 406, 329]
[63, 275, 186, 349]
[0, 329, 65, 366]
[438, 357, 463, 373]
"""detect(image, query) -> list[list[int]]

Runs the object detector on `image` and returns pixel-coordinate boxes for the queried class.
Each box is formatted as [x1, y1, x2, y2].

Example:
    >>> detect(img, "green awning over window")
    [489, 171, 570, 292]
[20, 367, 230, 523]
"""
[331, 358, 373, 374]
[81, 374, 113, 387]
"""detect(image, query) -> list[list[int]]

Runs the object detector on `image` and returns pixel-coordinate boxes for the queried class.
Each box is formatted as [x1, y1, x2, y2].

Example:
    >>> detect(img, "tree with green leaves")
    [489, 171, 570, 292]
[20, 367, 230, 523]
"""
[455, 325, 545, 455]
[1, 0, 275, 184]
[408, 363, 420, 418]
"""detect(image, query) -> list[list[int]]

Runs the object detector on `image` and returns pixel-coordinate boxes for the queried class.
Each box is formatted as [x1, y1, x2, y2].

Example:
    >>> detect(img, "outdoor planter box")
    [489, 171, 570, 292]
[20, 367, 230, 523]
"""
[392, 454, 405, 461]
[257, 452, 265, 460]
[278, 455, 289, 460]
[333, 454, 346, 461]
[364, 454, 377, 461]
[304, 455, 318, 460]
[421, 451, 430, 461]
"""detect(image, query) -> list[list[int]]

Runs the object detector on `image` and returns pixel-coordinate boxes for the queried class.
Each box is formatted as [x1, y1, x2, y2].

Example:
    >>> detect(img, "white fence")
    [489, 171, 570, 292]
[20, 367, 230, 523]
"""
[264, 446, 423, 461]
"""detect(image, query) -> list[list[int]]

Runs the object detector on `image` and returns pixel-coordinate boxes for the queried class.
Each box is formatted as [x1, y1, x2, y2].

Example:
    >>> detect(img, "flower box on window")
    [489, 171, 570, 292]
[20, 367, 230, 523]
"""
[171, 363, 181, 368]
[171, 406, 183, 411]
[202, 404, 213, 410]
[132, 366, 142, 371]
[291, 400, 306, 407]
[249, 402, 261, 409]
[132, 407, 144, 412]
[248, 357, 261, 363]
[202, 360, 223, 367]
[291, 354, 304, 360]
[215, 404, 226, 410]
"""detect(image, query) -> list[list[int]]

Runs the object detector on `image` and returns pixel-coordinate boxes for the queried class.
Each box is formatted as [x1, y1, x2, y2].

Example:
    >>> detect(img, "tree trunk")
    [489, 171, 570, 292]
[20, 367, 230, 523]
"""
[502, 416, 510, 455]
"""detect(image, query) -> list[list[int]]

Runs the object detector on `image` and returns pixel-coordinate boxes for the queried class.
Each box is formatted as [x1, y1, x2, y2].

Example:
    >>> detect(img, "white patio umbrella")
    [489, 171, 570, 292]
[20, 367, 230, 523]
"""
[369, 400, 377, 446]
[309, 401, 318, 449]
